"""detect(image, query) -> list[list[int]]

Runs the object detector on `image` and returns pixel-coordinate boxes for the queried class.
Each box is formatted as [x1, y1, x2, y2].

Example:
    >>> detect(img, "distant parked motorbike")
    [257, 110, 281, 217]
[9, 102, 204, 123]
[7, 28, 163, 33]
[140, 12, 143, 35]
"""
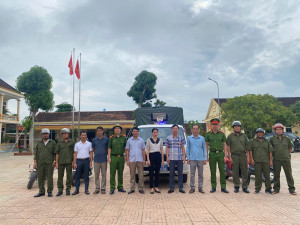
[27, 163, 93, 189]
[225, 155, 274, 185]
[72, 166, 93, 186]
[224, 156, 233, 180]
[248, 163, 274, 183]
[27, 163, 54, 189]
[27, 163, 37, 189]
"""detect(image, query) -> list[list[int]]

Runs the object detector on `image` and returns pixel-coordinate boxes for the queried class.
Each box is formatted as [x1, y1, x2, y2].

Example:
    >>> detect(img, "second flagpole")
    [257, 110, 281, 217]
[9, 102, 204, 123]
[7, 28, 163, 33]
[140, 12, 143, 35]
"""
[72, 48, 75, 140]
[78, 53, 81, 139]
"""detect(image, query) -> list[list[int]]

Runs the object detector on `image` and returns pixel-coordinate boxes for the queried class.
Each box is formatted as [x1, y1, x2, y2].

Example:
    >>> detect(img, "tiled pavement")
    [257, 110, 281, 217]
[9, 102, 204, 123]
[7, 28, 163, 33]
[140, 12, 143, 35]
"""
[0, 152, 300, 225]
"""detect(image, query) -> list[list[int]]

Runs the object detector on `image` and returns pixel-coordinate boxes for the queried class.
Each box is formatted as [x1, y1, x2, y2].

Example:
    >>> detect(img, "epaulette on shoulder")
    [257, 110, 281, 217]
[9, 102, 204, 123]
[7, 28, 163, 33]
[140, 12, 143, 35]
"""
[109, 135, 114, 138]
[122, 134, 126, 137]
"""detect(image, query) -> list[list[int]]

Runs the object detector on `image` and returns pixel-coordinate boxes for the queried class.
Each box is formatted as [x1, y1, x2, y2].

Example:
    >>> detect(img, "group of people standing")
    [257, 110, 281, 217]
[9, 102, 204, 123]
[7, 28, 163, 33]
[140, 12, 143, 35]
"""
[203, 118, 296, 195]
[33, 119, 296, 197]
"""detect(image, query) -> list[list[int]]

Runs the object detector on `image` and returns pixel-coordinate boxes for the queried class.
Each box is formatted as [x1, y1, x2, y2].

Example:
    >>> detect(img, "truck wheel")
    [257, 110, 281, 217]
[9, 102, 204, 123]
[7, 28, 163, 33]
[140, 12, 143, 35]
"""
[72, 171, 76, 186]
[183, 174, 188, 183]
[262, 171, 274, 183]
[27, 171, 37, 189]
[135, 174, 139, 183]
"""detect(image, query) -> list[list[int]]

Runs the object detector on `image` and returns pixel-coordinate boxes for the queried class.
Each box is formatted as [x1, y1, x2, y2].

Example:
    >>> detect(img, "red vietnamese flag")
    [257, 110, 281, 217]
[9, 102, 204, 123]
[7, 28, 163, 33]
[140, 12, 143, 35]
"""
[68, 55, 73, 75]
[75, 59, 80, 79]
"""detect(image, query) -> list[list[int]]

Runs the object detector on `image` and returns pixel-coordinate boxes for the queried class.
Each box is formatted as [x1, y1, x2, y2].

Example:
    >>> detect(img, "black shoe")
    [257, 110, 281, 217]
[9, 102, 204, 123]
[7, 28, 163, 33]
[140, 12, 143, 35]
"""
[154, 188, 161, 193]
[168, 189, 174, 194]
[254, 190, 260, 194]
[48, 192, 53, 197]
[128, 190, 135, 194]
[290, 190, 297, 195]
[234, 187, 239, 193]
[243, 188, 250, 193]
[66, 191, 71, 196]
[56, 192, 63, 197]
[139, 190, 145, 194]
[118, 188, 126, 193]
[109, 190, 114, 195]
[34, 193, 45, 198]
[72, 190, 79, 195]
[85, 190, 90, 195]
[221, 188, 229, 193]
[179, 189, 185, 194]
[210, 188, 216, 193]
[265, 189, 273, 194]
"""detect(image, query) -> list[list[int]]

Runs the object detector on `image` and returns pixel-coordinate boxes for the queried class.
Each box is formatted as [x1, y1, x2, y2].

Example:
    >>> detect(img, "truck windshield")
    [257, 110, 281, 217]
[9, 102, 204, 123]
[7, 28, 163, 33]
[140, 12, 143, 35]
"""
[139, 127, 185, 144]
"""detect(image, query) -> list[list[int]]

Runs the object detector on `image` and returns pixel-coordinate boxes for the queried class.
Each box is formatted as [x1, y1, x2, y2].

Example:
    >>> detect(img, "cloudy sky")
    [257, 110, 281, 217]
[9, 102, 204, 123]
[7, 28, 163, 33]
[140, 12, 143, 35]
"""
[1, 0, 300, 122]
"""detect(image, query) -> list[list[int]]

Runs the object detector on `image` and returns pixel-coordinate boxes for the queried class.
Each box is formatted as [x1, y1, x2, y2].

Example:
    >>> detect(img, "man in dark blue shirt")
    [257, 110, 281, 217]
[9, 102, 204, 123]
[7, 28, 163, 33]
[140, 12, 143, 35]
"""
[92, 126, 109, 194]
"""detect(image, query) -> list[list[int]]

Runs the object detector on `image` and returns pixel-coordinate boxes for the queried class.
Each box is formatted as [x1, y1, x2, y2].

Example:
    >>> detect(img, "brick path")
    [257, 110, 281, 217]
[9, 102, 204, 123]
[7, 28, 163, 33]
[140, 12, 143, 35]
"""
[0, 152, 299, 224]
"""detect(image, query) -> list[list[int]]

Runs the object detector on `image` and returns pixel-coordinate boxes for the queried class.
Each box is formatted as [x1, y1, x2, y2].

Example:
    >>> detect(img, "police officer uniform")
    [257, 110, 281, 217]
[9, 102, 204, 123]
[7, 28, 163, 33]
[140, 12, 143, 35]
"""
[227, 124, 249, 193]
[34, 128, 56, 197]
[108, 124, 127, 194]
[270, 134, 295, 194]
[205, 118, 228, 193]
[249, 130, 273, 194]
[55, 128, 75, 196]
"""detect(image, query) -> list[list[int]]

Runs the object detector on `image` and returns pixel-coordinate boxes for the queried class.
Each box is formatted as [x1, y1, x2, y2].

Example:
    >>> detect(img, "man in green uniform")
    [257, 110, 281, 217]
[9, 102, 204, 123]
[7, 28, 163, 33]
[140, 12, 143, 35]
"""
[55, 128, 75, 196]
[249, 128, 273, 194]
[270, 123, 296, 195]
[227, 121, 250, 193]
[205, 118, 229, 193]
[33, 128, 56, 197]
[108, 124, 127, 195]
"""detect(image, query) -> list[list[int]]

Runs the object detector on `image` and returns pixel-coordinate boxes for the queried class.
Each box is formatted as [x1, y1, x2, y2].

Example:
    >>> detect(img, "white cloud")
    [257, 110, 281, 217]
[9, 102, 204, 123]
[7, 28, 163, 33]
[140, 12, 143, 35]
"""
[1, 0, 300, 122]
[191, 0, 217, 15]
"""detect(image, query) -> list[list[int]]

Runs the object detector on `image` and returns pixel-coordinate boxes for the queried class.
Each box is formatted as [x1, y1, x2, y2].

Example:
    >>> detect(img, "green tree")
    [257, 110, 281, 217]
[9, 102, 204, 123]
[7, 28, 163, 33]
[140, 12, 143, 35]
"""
[127, 70, 157, 108]
[221, 94, 297, 138]
[291, 100, 300, 118]
[16, 66, 54, 152]
[186, 120, 206, 136]
[56, 102, 73, 112]
[16, 66, 54, 115]
[154, 99, 167, 107]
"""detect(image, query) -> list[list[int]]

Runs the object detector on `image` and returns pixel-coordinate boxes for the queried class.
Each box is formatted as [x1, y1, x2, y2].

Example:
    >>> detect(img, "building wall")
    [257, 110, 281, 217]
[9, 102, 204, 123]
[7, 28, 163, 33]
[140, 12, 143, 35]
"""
[203, 99, 231, 137]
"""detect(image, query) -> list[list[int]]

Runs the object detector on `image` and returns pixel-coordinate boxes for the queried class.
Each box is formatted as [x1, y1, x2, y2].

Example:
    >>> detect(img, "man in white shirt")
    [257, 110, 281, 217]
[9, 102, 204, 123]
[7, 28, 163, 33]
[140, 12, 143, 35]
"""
[72, 131, 93, 195]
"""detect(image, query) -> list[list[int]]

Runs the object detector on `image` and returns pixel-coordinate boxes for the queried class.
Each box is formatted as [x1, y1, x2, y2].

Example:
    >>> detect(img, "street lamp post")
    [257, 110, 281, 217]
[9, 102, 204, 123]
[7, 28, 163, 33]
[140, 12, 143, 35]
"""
[208, 78, 220, 122]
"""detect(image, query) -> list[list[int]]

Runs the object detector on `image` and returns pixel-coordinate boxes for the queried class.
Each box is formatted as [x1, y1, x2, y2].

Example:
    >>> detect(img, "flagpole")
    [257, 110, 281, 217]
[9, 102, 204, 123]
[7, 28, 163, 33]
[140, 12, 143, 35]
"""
[78, 53, 81, 140]
[72, 48, 75, 140]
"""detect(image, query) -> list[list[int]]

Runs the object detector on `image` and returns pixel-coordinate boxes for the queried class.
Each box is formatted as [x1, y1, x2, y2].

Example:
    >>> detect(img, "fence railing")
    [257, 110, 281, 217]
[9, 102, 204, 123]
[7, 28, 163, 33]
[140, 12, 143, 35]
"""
[0, 114, 18, 121]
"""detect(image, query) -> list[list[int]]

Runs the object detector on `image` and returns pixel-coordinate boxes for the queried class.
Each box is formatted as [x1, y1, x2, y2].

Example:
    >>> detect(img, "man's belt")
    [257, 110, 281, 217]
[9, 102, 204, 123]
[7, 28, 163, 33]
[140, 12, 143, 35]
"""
[111, 154, 123, 157]
[211, 150, 223, 153]
[77, 157, 89, 160]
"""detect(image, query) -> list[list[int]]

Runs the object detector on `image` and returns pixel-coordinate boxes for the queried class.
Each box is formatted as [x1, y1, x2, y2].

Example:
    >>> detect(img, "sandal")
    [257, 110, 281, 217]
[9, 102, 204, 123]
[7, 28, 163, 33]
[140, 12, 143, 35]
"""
[154, 188, 161, 193]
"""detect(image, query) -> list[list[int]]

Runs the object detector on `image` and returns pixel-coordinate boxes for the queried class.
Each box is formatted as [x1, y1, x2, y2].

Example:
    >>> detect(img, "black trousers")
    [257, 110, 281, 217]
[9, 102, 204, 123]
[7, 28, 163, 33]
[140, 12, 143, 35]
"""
[75, 159, 90, 191]
[149, 152, 161, 188]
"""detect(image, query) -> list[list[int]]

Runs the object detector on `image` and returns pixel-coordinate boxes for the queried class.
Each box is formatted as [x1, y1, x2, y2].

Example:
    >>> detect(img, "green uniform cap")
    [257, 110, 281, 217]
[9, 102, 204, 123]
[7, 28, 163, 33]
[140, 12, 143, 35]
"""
[113, 124, 122, 130]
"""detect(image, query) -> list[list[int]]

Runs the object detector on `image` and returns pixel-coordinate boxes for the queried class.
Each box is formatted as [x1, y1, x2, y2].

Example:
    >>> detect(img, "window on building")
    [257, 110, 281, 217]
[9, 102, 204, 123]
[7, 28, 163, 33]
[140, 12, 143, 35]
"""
[286, 127, 292, 133]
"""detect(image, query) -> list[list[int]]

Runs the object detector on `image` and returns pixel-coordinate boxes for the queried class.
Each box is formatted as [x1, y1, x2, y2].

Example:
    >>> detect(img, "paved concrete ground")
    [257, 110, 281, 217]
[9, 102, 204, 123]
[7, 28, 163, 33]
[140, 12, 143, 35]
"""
[0, 152, 299, 225]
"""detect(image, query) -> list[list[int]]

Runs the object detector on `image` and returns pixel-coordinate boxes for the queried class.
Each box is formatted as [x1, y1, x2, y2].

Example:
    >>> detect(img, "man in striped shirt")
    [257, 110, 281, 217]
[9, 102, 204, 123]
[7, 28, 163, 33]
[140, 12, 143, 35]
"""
[166, 124, 186, 194]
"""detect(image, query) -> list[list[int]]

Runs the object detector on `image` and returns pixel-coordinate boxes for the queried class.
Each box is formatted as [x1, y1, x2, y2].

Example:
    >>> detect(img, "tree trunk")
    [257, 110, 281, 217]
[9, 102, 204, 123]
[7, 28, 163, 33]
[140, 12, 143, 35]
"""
[138, 86, 146, 108]
[23, 129, 27, 151]
[29, 111, 36, 153]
